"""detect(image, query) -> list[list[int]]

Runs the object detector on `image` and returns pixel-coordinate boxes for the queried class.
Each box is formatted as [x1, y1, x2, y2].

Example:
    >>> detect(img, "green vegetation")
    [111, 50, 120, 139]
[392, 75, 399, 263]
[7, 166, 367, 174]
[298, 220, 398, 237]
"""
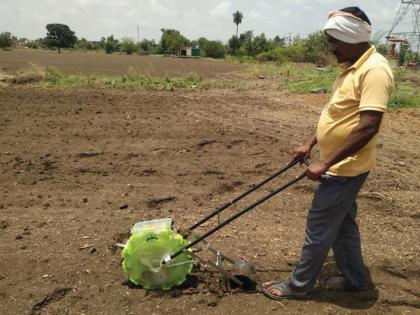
[44, 67, 202, 90]
[8, 64, 201, 90]
[5, 60, 418, 108]
[2, 9, 419, 108]
[45, 24, 78, 53]
[120, 38, 137, 55]
[6, 64, 251, 90]
[244, 62, 338, 92]
[0, 32, 17, 49]
[242, 61, 419, 109]
[159, 28, 189, 54]
[389, 69, 420, 108]
[104, 35, 120, 54]
[202, 40, 226, 58]
[232, 11, 243, 54]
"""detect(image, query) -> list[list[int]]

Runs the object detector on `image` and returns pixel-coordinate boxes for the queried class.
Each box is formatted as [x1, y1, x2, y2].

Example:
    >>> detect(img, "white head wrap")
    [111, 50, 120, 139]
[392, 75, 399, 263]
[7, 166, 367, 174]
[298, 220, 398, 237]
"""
[323, 11, 371, 44]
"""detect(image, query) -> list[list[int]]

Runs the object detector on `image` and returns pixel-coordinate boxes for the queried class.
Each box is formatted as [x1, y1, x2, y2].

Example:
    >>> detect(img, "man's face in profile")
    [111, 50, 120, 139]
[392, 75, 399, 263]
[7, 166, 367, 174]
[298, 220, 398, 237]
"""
[326, 33, 354, 64]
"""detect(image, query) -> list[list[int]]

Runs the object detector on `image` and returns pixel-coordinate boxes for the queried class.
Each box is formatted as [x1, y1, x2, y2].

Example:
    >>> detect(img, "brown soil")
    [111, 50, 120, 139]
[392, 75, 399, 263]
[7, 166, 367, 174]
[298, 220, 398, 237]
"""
[0, 85, 419, 314]
[0, 50, 244, 78]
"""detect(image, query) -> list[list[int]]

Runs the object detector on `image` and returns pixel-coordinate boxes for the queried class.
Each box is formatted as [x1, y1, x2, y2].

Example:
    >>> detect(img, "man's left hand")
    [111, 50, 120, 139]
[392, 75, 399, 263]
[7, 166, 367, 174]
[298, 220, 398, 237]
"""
[306, 161, 330, 181]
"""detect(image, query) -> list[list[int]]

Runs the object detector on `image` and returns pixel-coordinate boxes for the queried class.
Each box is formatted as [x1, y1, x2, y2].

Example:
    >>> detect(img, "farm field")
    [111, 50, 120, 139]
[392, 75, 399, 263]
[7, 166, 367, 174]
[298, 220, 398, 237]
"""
[0, 49, 243, 78]
[0, 51, 419, 314]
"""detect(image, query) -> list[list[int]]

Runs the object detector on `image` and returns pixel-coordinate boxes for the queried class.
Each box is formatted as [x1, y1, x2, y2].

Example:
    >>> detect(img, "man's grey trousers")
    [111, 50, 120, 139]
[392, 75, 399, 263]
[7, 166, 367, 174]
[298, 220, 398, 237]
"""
[288, 172, 369, 292]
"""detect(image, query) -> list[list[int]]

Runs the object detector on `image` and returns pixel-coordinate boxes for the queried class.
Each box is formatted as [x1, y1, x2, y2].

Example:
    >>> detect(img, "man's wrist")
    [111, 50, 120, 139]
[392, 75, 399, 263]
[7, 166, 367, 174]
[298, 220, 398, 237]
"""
[321, 160, 333, 169]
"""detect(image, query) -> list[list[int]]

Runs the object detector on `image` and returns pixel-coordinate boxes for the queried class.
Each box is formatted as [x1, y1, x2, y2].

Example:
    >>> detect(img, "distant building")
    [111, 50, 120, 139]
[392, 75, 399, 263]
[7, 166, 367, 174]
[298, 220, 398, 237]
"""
[178, 47, 201, 58]
[17, 38, 29, 48]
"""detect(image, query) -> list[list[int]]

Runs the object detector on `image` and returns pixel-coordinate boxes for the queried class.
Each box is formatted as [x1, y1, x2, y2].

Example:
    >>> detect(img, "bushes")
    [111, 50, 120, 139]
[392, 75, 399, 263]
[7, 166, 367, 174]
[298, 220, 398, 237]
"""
[256, 45, 308, 63]
[104, 35, 120, 54]
[120, 38, 137, 55]
[255, 31, 328, 64]
[202, 40, 226, 59]
[0, 32, 16, 49]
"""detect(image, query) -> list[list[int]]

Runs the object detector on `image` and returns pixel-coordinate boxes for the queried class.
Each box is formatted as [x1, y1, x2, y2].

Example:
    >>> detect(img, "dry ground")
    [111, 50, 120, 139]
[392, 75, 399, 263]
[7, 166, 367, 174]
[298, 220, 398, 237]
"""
[0, 49, 243, 78]
[0, 52, 419, 315]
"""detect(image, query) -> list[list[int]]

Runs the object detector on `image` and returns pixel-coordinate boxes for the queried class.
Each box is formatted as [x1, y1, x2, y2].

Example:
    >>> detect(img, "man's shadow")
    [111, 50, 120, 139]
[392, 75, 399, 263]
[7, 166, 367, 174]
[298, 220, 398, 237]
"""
[313, 257, 378, 310]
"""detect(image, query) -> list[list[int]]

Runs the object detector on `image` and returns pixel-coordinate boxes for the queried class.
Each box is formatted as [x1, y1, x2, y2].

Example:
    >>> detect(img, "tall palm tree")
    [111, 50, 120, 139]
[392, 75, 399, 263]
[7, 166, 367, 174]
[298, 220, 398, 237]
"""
[233, 11, 243, 40]
[233, 11, 243, 53]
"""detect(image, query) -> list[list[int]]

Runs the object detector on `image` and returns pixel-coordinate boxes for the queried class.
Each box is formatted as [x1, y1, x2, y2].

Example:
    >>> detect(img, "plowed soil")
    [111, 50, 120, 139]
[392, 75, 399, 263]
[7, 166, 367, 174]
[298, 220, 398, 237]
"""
[0, 76, 419, 313]
[0, 49, 243, 77]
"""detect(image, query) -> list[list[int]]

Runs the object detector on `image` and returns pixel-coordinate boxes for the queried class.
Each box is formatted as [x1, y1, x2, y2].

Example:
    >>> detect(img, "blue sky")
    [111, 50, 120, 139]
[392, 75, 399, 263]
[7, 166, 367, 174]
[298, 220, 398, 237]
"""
[0, 0, 411, 42]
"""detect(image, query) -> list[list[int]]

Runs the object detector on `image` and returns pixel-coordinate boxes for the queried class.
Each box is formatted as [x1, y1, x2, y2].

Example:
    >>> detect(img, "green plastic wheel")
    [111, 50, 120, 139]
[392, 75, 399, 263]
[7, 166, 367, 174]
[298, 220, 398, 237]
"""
[122, 228, 193, 290]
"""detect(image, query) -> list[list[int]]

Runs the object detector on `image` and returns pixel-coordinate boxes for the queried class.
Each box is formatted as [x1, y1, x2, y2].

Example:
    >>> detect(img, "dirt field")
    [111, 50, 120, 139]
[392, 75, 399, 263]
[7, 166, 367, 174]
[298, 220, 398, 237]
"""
[0, 54, 419, 314]
[0, 49, 243, 78]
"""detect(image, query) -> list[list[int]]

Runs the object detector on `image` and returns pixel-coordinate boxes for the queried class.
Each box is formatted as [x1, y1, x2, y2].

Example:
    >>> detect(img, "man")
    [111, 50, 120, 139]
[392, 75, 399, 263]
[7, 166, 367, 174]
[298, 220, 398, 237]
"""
[263, 7, 394, 300]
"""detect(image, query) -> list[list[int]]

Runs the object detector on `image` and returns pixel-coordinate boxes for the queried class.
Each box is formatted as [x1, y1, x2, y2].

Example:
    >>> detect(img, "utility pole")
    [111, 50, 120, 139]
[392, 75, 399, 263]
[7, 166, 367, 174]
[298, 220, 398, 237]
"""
[137, 25, 140, 43]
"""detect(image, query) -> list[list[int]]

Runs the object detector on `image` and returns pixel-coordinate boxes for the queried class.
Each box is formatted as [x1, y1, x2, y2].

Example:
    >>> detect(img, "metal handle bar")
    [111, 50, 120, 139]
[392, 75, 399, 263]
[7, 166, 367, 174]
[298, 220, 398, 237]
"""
[186, 158, 307, 233]
[167, 168, 307, 262]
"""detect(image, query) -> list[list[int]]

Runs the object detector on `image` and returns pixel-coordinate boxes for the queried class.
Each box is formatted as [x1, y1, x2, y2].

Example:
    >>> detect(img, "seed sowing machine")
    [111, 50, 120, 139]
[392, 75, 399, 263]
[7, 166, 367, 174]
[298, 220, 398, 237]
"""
[118, 158, 308, 291]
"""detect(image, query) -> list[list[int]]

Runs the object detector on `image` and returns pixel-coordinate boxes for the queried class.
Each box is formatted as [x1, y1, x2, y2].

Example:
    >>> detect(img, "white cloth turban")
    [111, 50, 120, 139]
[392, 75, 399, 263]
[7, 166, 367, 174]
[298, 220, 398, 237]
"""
[323, 11, 372, 44]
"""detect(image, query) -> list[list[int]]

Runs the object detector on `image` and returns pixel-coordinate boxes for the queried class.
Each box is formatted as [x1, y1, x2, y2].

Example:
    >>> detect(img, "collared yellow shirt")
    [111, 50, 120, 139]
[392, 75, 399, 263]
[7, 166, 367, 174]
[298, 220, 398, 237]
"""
[316, 46, 394, 176]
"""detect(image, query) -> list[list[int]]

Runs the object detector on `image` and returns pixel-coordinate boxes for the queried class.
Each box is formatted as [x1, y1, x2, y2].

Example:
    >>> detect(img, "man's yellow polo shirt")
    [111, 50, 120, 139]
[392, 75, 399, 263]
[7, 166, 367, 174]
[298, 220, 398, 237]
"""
[316, 46, 394, 176]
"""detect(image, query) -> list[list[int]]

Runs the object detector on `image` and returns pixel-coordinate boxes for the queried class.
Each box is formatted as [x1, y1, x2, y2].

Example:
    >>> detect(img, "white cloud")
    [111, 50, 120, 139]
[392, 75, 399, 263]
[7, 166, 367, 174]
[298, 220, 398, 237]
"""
[210, 1, 232, 19]
[0, 0, 405, 42]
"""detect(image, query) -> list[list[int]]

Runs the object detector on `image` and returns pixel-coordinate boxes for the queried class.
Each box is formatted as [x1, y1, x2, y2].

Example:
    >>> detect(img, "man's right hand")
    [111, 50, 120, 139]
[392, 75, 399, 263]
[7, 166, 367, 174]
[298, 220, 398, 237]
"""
[292, 143, 312, 162]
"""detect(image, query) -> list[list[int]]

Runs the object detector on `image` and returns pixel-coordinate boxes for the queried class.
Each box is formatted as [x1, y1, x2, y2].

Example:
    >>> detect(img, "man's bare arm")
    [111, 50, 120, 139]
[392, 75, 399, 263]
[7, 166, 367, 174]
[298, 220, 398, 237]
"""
[293, 133, 317, 161]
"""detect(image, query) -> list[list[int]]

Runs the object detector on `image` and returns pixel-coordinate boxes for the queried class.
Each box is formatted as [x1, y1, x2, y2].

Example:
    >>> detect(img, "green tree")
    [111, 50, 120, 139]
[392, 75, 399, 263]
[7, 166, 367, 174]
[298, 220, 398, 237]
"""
[159, 29, 188, 54]
[138, 39, 158, 54]
[0, 32, 17, 49]
[239, 30, 254, 56]
[253, 33, 269, 55]
[232, 11, 244, 53]
[75, 38, 94, 50]
[190, 40, 198, 48]
[202, 40, 226, 58]
[104, 35, 120, 54]
[302, 31, 328, 64]
[272, 35, 286, 48]
[45, 23, 77, 53]
[26, 38, 48, 49]
[228, 35, 241, 54]
[120, 37, 137, 55]
[197, 37, 208, 49]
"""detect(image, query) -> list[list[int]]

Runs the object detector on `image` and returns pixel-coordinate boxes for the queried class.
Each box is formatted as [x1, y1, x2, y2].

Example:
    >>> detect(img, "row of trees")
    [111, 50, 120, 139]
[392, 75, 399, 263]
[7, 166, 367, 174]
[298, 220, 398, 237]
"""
[0, 10, 330, 64]
[10, 23, 328, 63]
[4, 10, 413, 64]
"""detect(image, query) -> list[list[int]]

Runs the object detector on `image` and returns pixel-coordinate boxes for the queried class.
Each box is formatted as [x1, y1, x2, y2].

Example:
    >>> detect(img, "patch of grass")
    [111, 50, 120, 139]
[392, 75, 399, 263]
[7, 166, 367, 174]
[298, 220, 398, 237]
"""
[243, 62, 338, 92]
[284, 64, 338, 93]
[241, 61, 419, 108]
[11, 65, 243, 91]
[388, 68, 420, 109]
[389, 79, 420, 108]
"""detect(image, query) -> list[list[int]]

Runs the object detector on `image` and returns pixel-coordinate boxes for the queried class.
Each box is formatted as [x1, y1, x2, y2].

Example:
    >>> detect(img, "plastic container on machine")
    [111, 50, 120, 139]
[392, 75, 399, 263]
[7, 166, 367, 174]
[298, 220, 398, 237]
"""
[131, 218, 172, 234]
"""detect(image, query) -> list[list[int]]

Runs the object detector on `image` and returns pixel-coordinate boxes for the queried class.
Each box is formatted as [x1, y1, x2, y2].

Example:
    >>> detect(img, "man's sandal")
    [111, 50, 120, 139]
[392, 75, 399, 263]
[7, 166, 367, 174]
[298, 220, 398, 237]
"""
[262, 281, 309, 300]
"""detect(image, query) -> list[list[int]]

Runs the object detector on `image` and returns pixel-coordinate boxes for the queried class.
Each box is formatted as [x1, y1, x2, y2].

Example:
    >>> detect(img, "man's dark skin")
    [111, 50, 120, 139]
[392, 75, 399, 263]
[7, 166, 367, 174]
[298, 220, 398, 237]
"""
[265, 34, 383, 298]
